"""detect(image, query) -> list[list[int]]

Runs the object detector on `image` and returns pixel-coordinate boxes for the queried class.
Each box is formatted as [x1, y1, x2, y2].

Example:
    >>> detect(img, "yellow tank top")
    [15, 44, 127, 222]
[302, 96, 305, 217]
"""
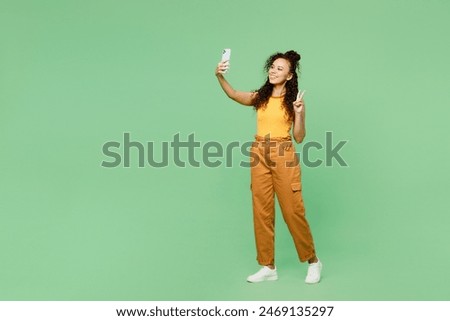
[256, 96, 292, 138]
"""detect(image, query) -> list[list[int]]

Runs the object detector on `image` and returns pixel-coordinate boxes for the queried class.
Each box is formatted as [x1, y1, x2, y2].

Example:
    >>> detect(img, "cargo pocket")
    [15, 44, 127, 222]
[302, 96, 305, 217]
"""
[291, 182, 305, 215]
[291, 182, 302, 192]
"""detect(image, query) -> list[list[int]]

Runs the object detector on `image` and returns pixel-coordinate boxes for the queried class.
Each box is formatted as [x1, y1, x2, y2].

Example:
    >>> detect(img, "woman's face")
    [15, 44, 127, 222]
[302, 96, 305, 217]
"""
[268, 58, 292, 85]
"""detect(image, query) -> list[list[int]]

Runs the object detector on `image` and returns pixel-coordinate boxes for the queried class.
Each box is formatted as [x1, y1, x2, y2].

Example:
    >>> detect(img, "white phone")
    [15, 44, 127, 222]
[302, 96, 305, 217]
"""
[296, 90, 306, 101]
[221, 48, 231, 73]
[221, 48, 231, 62]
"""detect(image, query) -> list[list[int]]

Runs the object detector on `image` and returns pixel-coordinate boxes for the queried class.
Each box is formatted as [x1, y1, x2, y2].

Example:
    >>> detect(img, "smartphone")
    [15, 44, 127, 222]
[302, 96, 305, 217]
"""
[221, 48, 231, 62]
[296, 90, 306, 101]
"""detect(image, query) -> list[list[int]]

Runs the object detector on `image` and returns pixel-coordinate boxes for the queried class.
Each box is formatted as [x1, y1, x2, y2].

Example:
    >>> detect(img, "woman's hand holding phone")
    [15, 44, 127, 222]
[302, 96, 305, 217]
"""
[215, 61, 230, 76]
[215, 48, 231, 76]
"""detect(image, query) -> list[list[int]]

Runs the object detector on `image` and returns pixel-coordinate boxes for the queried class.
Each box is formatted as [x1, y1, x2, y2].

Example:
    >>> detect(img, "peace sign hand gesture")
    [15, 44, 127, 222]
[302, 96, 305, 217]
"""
[293, 90, 306, 115]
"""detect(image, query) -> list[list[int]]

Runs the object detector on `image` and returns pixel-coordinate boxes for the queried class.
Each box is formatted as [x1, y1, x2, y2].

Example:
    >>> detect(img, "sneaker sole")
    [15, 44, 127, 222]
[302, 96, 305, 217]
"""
[305, 278, 321, 284]
[247, 275, 278, 283]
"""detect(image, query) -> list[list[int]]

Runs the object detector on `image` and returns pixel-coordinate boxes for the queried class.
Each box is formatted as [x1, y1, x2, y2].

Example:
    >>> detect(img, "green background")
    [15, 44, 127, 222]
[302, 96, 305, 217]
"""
[1, 0, 449, 300]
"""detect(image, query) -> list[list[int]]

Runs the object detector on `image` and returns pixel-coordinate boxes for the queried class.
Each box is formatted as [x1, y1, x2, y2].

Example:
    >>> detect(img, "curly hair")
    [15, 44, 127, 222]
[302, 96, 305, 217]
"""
[252, 50, 301, 121]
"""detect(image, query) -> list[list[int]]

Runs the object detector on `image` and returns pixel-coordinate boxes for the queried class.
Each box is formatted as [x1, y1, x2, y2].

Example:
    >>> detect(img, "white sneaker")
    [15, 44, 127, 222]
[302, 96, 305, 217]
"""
[305, 259, 322, 284]
[247, 266, 278, 283]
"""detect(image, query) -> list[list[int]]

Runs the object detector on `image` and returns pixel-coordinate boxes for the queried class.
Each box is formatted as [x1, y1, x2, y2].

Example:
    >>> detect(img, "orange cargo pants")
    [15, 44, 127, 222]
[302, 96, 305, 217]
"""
[250, 135, 316, 266]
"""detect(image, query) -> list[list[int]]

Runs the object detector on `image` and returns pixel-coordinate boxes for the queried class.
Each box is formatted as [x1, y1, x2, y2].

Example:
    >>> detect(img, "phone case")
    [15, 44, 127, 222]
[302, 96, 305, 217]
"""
[221, 48, 231, 62]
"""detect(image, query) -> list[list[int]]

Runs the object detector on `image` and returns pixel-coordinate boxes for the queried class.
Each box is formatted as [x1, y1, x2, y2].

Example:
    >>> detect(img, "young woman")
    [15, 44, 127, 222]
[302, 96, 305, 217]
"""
[215, 50, 322, 284]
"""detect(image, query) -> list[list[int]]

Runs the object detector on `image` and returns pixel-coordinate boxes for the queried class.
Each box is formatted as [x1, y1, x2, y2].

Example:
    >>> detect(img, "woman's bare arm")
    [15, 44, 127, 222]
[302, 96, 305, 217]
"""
[215, 61, 256, 106]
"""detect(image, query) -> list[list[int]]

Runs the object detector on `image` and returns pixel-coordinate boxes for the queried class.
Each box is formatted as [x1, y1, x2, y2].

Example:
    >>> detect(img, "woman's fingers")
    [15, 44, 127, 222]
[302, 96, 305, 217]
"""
[221, 61, 230, 71]
[218, 61, 229, 68]
[294, 105, 303, 114]
[216, 61, 230, 74]
[296, 90, 306, 101]
[293, 99, 305, 114]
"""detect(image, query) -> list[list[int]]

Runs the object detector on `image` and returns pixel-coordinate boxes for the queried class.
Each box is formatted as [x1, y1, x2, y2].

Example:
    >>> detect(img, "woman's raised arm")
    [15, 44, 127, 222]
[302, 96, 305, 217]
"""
[215, 61, 256, 106]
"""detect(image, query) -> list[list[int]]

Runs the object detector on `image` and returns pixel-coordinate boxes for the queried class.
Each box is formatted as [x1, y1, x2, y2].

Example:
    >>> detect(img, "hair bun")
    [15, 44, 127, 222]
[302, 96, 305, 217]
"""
[285, 50, 301, 62]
